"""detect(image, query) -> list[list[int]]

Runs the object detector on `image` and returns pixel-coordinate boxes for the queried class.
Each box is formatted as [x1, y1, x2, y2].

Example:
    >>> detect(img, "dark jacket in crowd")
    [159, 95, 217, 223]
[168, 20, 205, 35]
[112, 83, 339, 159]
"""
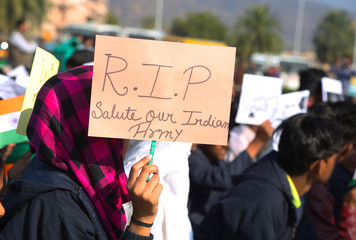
[0, 157, 152, 240]
[188, 147, 253, 230]
[328, 163, 354, 223]
[195, 151, 300, 240]
[295, 163, 354, 240]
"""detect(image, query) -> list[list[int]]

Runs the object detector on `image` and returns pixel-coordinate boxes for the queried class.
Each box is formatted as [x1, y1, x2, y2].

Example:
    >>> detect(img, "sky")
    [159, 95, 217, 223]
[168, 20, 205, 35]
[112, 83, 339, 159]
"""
[313, 0, 356, 13]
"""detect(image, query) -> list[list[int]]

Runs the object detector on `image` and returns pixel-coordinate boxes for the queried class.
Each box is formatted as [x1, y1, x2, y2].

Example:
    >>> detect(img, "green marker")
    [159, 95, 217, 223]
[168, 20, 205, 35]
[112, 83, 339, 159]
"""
[148, 140, 156, 165]
[147, 140, 156, 182]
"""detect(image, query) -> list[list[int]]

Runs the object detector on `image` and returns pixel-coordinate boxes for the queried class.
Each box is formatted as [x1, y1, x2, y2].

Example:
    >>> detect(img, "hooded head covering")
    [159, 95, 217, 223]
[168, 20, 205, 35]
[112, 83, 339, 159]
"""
[27, 65, 130, 239]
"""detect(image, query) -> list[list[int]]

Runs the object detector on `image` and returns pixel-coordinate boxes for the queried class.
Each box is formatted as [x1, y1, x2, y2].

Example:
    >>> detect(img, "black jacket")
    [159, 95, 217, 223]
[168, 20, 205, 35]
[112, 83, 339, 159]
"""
[0, 157, 152, 240]
[188, 147, 253, 229]
[195, 151, 298, 240]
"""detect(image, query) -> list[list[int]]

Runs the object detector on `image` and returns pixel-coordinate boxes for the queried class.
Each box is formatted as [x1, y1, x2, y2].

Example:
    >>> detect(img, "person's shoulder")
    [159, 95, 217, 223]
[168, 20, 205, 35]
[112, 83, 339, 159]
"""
[214, 185, 289, 230]
[9, 31, 20, 39]
[227, 177, 287, 207]
[188, 147, 206, 161]
[43, 65, 94, 92]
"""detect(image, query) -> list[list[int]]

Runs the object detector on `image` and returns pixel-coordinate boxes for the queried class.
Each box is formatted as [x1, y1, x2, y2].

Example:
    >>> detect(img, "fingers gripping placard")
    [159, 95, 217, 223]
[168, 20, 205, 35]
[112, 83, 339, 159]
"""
[89, 36, 236, 145]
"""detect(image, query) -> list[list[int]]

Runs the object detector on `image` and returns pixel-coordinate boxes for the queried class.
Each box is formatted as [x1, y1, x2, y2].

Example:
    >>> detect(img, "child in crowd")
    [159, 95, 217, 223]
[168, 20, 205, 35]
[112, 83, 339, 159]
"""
[188, 116, 273, 233]
[196, 113, 345, 240]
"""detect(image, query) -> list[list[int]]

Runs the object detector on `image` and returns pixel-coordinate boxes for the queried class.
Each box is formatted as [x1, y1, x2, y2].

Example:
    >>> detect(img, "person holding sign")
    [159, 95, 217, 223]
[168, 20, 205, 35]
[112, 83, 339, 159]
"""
[188, 141, 258, 233]
[0, 66, 162, 240]
[196, 113, 345, 240]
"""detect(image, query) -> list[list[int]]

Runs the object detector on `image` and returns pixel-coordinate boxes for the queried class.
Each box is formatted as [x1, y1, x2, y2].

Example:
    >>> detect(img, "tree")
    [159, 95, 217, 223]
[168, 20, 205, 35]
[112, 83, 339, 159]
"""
[0, 0, 49, 34]
[105, 11, 120, 25]
[233, 5, 283, 61]
[313, 10, 354, 64]
[141, 15, 155, 29]
[170, 12, 227, 42]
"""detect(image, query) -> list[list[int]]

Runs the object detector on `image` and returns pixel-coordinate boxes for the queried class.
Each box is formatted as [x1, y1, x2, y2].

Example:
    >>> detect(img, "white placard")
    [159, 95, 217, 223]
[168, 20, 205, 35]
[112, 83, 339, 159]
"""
[0, 74, 8, 83]
[235, 74, 283, 125]
[321, 77, 344, 102]
[7, 65, 30, 88]
[271, 90, 310, 129]
[0, 79, 26, 99]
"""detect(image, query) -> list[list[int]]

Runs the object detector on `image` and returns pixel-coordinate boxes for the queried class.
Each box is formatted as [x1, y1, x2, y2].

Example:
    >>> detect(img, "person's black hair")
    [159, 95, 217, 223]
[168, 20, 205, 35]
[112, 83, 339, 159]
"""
[15, 19, 26, 28]
[66, 49, 94, 70]
[308, 101, 335, 119]
[276, 113, 344, 176]
[329, 101, 356, 144]
[309, 101, 356, 144]
[298, 68, 325, 98]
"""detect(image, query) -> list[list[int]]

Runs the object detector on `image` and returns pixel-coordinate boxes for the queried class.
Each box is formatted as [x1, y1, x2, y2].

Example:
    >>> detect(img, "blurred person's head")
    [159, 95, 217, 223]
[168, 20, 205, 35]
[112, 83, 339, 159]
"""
[299, 68, 326, 107]
[328, 101, 356, 171]
[308, 101, 335, 119]
[82, 36, 95, 48]
[198, 144, 228, 163]
[342, 55, 352, 67]
[329, 101, 356, 145]
[265, 66, 280, 78]
[310, 101, 356, 171]
[276, 113, 344, 183]
[66, 49, 94, 70]
[15, 19, 29, 33]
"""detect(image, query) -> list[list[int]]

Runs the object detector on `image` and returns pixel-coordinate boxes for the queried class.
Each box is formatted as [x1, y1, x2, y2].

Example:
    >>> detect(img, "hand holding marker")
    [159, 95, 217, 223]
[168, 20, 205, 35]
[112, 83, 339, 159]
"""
[147, 140, 156, 182]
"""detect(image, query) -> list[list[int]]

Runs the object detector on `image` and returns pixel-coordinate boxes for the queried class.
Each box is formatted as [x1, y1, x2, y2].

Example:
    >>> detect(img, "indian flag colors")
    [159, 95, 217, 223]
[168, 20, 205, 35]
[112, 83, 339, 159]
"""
[0, 95, 28, 149]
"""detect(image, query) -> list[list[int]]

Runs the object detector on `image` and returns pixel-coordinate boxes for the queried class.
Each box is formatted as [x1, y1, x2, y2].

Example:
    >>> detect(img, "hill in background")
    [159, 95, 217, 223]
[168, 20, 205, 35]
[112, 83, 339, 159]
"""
[109, 0, 356, 51]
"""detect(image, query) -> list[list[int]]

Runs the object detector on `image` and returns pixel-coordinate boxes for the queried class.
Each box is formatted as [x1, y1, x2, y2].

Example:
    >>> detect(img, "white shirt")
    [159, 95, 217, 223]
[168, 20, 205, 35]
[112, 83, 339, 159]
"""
[124, 140, 193, 240]
[226, 125, 256, 162]
[9, 31, 37, 54]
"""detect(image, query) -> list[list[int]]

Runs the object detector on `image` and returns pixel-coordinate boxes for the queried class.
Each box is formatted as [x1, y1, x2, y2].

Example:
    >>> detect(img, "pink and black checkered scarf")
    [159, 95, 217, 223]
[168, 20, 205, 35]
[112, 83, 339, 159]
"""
[27, 65, 130, 239]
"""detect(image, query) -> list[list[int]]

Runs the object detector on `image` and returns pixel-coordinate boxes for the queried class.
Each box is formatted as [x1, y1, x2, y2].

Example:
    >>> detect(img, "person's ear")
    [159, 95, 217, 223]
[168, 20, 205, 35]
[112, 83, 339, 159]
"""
[308, 159, 325, 179]
[337, 143, 353, 163]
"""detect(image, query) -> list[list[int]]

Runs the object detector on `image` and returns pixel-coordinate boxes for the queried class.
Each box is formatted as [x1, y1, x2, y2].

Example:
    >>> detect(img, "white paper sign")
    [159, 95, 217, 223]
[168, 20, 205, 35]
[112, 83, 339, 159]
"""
[7, 65, 30, 88]
[271, 90, 310, 129]
[0, 74, 8, 83]
[0, 79, 26, 99]
[235, 74, 283, 125]
[321, 77, 344, 102]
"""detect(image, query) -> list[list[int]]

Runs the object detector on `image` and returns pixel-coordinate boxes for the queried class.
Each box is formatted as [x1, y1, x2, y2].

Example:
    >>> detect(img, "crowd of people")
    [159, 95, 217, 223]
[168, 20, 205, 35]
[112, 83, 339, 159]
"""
[0, 18, 355, 240]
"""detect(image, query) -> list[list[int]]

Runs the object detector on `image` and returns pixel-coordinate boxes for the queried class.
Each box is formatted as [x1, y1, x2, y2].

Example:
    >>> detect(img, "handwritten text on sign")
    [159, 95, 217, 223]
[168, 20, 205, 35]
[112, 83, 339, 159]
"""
[89, 36, 236, 145]
[16, 47, 59, 135]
